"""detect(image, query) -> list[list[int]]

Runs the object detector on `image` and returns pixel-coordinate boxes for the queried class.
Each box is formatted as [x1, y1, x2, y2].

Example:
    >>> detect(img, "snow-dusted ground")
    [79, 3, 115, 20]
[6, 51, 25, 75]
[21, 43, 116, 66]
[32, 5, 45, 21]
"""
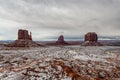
[0, 46, 120, 80]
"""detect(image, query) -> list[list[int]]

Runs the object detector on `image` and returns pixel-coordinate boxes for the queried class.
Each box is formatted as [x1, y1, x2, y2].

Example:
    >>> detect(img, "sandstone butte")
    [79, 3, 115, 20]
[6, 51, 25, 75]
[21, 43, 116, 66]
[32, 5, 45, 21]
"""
[56, 35, 69, 45]
[82, 32, 102, 46]
[5, 29, 40, 47]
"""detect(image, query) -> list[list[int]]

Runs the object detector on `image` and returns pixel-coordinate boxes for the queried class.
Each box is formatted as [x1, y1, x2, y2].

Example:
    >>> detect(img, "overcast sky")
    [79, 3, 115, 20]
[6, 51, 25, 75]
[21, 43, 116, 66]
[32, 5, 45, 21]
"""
[0, 0, 120, 40]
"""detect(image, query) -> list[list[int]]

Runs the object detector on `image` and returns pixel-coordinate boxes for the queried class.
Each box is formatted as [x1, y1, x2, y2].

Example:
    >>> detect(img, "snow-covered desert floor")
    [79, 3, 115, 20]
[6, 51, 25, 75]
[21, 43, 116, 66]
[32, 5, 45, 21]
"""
[0, 46, 120, 80]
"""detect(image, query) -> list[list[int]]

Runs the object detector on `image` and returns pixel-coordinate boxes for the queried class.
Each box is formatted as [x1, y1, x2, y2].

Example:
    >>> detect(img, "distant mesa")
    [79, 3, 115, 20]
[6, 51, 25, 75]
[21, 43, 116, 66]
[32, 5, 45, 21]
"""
[5, 29, 40, 47]
[55, 35, 69, 45]
[18, 29, 32, 40]
[57, 35, 64, 42]
[85, 32, 98, 42]
[82, 32, 102, 46]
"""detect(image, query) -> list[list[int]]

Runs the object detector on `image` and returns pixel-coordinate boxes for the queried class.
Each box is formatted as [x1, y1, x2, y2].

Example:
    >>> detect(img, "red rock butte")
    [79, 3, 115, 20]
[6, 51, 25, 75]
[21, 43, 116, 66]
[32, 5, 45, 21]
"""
[18, 29, 32, 40]
[85, 32, 98, 42]
[82, 32, 102, 46]
[5, 29, 40, 47]
[56, 35, 69, 45]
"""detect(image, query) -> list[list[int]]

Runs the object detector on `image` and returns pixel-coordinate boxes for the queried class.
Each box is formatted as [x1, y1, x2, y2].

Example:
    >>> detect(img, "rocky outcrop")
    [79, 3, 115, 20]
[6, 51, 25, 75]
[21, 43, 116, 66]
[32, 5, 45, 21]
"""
[82, 32, 102, 46]
[57, 35, 64, 42]
[6, 40, 40, 47]
[5, 29, 40, 47]
[85, 32, 98, 42]
[56, 35, 69, 45]
[18, 29, 32, 40]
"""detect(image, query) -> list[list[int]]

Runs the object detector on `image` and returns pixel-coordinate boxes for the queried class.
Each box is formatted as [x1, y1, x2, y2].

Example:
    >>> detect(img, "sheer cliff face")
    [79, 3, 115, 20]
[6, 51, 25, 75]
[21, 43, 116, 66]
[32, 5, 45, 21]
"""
[56, 35, 69, 45]
[82, 32, 102, 46]
[5, 29, 40, 47]
[85, 32, 98, 42]
[18, 29, 32, 40]
[58, 35, 64, 42]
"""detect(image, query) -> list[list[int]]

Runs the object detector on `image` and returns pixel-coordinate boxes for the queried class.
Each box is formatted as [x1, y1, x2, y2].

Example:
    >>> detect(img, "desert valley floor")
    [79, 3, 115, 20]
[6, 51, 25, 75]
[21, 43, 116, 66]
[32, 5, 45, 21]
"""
[0, 46, 120, 80]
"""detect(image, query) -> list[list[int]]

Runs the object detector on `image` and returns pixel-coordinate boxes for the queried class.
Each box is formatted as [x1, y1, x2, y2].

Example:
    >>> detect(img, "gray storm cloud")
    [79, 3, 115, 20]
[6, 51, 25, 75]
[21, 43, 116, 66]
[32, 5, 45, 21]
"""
[0, 0, 120, 40]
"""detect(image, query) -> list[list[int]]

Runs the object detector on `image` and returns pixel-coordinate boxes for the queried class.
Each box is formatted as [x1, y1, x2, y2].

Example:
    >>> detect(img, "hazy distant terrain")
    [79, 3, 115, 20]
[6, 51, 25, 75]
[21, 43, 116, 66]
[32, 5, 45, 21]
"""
[0, 46, 120, 80]
[1, 39, 120, 46]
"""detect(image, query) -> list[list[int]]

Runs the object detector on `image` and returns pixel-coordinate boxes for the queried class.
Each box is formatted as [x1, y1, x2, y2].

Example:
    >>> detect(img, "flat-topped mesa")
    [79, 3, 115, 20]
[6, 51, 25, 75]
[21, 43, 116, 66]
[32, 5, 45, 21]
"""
[56, 35, 69, 45]
[85, 32, 98, 42]
[18, 29, 32, 40]
[5, 29, 40, 47]
[82, 32, 102, 46]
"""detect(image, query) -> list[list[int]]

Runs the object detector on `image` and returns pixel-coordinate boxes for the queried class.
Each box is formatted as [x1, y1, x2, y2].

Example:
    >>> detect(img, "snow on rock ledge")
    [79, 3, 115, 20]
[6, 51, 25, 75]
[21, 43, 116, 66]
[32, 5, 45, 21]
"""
[0, 46, 119, 80]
